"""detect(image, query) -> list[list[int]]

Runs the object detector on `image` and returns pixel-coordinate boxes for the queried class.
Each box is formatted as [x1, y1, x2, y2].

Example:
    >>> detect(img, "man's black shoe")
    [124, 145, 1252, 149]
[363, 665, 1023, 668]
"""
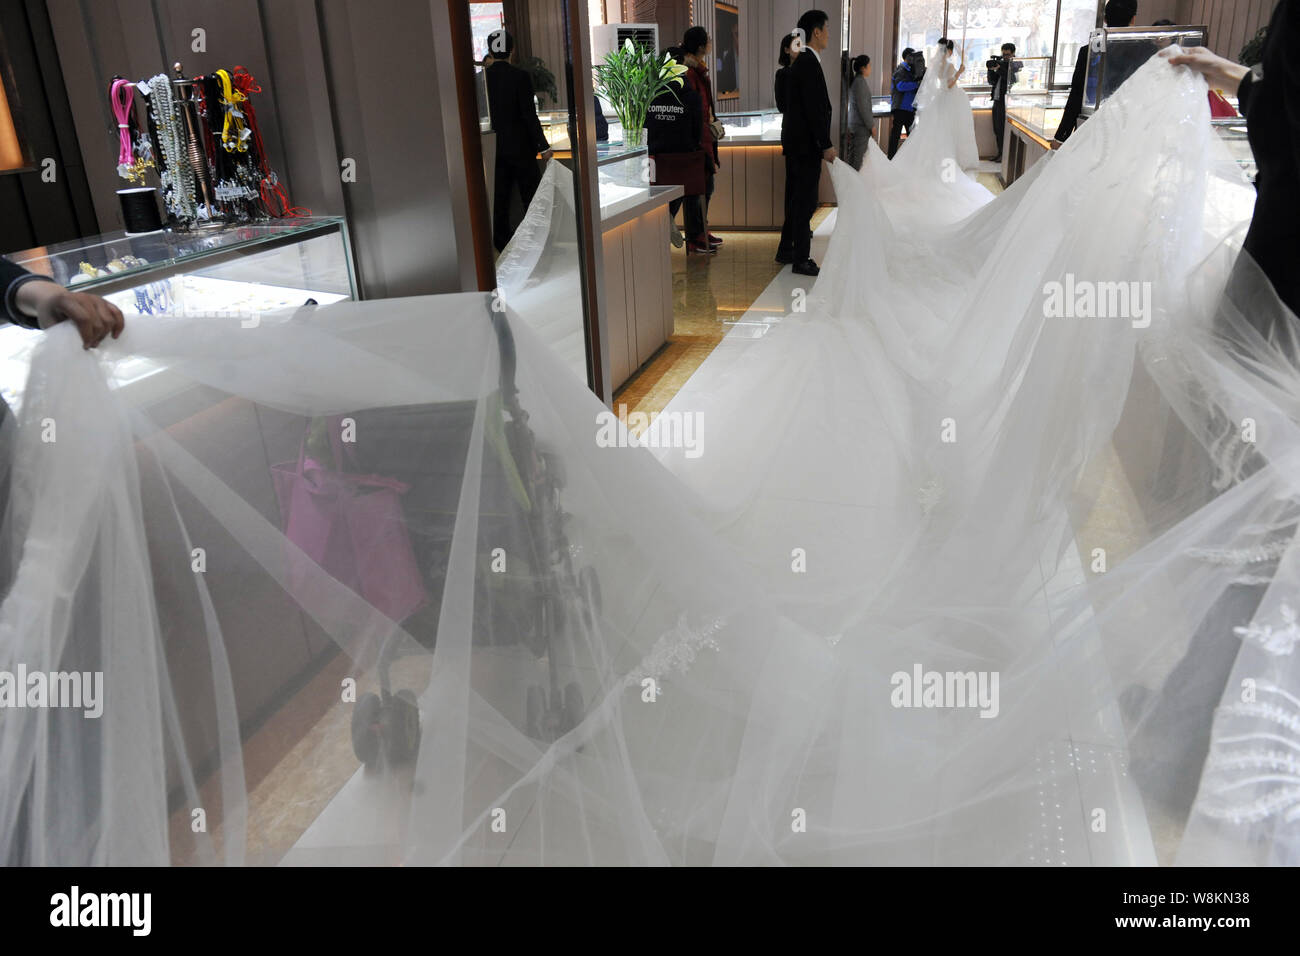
[792, 259, 820, 277]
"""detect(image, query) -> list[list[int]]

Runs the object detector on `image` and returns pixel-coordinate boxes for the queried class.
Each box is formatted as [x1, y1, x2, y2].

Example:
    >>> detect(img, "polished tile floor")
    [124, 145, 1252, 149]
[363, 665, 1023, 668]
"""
[614, 208, 835, 422]
[617, 173, 1004, 426]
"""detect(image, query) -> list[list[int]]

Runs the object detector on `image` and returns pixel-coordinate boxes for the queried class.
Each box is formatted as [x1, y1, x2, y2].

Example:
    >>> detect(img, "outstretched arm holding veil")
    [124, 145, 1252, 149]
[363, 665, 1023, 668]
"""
[1164, 0, 1298, 318]
[948, 46, 965, 88]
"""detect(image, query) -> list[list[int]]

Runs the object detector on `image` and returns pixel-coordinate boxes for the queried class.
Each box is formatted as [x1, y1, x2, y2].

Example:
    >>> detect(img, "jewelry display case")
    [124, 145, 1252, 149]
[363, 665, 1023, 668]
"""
[1215, 122, 1256, 181]
[712, 110, 787, 228]
[1081, 24, 1208, 116]
[1, 217, 356, 410]
[1005, 89, 1071, 143]
[597, 149, 683, 228]
[718, 110, 782, 144]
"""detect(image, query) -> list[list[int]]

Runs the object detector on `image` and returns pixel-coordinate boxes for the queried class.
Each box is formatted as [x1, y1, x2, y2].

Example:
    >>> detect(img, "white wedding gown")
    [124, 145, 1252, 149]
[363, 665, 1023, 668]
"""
[2, 51, 1296, 866]
[894, 49, 981, 175]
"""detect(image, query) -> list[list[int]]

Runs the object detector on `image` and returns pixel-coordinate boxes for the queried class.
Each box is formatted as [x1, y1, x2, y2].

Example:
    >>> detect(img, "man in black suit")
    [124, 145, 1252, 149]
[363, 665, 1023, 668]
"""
[1053, 0, 1139, 145]
[987, 43, 1022, 163]
[483, 30, 551, 252]
[777, 9, 836, 277]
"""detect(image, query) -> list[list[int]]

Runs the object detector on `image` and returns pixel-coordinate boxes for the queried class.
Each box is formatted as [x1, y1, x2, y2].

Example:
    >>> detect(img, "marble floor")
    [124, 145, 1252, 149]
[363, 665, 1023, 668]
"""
[616, 170, 1005, 426]
[614, 206, 836, 424]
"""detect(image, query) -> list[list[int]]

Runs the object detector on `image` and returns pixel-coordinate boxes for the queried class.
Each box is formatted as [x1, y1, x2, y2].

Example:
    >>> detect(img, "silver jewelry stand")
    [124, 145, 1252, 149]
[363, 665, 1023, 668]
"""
[172, 62, 224, 226]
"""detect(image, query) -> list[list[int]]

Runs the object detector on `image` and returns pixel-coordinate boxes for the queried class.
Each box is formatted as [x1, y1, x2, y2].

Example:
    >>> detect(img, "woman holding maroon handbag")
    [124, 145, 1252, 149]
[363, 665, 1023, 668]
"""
[683, 27, 723, 252]
[647, 48, 713, 254]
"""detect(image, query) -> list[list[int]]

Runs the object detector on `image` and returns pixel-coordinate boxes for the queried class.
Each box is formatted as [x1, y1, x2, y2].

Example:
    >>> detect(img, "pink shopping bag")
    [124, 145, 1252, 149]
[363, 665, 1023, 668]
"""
[272, 423, 427, 623]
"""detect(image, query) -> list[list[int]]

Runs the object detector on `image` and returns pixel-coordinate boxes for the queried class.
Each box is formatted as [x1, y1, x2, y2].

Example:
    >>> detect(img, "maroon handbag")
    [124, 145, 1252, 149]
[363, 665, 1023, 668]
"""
[650, 149, 709, 196]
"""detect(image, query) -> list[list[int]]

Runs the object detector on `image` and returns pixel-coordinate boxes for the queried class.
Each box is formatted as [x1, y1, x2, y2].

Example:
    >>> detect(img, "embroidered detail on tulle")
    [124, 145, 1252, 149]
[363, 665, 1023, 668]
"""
[1204, 749, 1300, 777]
[1233, 604, 1300, 655]
[1195, 683, 1300, 826]
[1207, 416, 1261, 491]
[625, 614, 724, 685]
[1188, 539, 1290, 567]
[1215, 697, 1300, 733]
[918, 478, 944, 516]
[1196, 785, 1300, 825]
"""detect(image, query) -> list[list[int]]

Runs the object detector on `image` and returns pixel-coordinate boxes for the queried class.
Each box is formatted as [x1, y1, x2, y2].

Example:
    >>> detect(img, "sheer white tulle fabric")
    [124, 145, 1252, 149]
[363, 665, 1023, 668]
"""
[494, 160, 587, 383]
[0, 50, 1296, 866]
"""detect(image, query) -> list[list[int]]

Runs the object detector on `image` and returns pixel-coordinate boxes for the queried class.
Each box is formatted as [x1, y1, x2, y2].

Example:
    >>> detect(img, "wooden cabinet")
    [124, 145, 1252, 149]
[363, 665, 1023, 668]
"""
[602, 199, 676, 390]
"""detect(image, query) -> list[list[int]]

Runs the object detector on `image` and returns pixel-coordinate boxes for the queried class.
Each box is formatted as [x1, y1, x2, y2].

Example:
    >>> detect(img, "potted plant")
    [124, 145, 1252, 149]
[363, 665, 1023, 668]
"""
[594, 38, 688, 147]
[520, 55, 559, 106]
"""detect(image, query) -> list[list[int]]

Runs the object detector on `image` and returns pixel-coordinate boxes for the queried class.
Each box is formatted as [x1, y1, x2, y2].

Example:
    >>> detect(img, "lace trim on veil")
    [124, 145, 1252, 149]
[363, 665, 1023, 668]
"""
[1197, 683, 1300, 826]
[624, 614, 726, 685]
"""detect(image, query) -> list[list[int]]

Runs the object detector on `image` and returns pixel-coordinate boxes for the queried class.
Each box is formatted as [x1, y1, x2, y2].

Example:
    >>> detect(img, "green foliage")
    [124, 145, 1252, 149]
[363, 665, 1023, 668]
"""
[520, 56, 558, 104]
[1239, 25, 1267, 67]
[593, 39, 689, 141]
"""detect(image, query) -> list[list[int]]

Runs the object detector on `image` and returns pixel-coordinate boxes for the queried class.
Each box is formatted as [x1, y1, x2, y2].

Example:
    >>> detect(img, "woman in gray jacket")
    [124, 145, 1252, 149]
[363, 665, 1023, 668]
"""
[845, 55, 875, 170]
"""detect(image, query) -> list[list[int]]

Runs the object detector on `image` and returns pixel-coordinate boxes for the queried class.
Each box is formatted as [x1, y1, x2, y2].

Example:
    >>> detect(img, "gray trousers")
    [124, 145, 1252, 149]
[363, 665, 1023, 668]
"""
[847, 123, 874, 170]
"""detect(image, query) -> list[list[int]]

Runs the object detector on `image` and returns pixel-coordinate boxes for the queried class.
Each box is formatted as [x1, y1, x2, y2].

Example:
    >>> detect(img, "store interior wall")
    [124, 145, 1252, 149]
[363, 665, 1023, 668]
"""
[0, 0, 97, 255]
[30, 0, 476, 300]
[1176, 1, 1273, 61]
[505, 0, 570, 112]
[734, 0, 844, 120]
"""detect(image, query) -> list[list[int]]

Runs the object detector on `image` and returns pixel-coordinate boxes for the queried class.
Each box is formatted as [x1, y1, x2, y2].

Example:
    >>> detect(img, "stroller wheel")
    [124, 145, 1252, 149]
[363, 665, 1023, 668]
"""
[525, 685, 545, 739]
[525, 591, 560, 658]
[578, 566, 602, 629]
[351, 692, 383, 769]
[562, 682, 584, 735]
[384, 689, 422, 765]
[540, 449, 567, 488]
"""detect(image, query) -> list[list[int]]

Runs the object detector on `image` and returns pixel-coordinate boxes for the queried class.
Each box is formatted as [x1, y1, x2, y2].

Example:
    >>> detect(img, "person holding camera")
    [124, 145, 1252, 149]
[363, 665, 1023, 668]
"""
[987, 43, 1022, 163]
[888, 48, 923, 158]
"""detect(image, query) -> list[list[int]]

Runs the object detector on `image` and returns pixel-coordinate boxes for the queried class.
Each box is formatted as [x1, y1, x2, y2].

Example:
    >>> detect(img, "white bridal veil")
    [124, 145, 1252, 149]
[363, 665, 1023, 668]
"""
[0, 51, 1296, 865]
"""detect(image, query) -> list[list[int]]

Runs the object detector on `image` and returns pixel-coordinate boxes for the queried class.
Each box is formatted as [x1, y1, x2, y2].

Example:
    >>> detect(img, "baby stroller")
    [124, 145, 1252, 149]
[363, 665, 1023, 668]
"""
[300, 306, 602, 768]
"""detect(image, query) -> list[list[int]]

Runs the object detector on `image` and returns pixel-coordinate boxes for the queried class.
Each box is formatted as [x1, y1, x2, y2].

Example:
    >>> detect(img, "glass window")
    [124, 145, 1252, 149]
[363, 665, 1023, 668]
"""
[898, 0, 946, 58]
[1054, 0, 1102, 85]
[896, 0, 1100, 90]
[468, 2, 505, 63]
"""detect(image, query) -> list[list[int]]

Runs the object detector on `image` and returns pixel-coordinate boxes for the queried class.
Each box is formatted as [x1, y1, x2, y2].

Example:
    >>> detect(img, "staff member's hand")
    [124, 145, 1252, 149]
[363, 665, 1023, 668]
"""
[15, 280, 125, 349]
[1162, 46, 1250, 96]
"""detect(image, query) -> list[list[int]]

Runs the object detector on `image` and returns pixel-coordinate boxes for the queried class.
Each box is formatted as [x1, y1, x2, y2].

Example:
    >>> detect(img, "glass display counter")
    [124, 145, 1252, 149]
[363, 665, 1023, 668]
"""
[711, 110, 787, 228]
[1081, 24, 1208, 116]
[1005, 90, 1071, 143]
[717, 110, 782, 144]
[1215, 122, 1256, 181]
[1, 217, 355, 410]
[598, 150, 680, 226]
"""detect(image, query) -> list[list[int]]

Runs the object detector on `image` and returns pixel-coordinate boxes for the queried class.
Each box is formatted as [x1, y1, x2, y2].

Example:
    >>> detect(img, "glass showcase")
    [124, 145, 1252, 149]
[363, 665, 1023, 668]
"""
[1, 218, 355, 411]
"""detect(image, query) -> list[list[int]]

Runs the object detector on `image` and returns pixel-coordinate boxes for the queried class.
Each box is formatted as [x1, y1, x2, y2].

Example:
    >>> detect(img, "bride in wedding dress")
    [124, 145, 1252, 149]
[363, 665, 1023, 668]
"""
[894, 38, 980, 175]
[0, 48, 1295, 866]
[854, 38, 990, 226]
